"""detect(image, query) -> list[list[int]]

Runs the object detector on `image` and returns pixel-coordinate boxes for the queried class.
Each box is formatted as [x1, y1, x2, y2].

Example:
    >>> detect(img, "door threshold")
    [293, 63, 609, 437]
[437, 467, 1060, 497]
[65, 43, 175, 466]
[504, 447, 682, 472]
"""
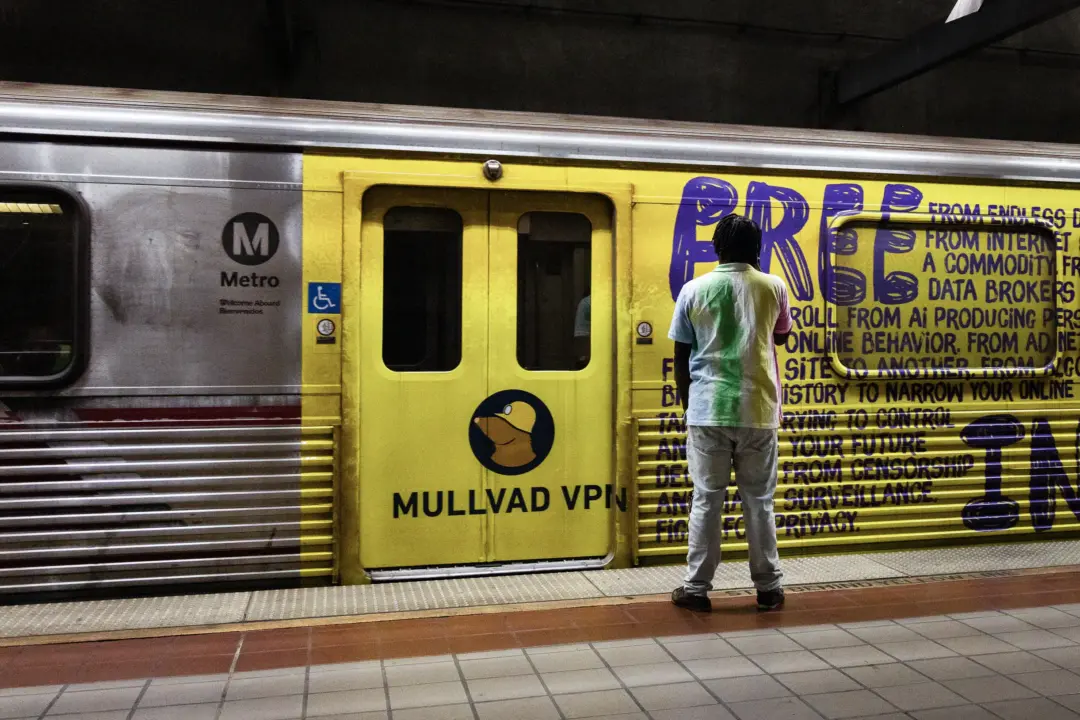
[368, 554, 613, 582]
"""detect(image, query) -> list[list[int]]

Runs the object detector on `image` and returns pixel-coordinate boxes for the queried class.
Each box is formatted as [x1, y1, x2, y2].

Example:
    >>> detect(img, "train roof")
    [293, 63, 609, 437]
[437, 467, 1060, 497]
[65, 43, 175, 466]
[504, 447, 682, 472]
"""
[0, 82, 1079, 185]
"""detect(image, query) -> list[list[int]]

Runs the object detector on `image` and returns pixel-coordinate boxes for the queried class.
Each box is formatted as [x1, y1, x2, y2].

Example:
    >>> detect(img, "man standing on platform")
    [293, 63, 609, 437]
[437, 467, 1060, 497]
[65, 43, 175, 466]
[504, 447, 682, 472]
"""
[667, 214, 792, 613]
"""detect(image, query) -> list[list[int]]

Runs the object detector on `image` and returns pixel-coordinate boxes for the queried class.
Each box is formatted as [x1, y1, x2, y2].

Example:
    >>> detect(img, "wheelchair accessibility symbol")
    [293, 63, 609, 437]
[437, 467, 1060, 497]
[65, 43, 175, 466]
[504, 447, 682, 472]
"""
[307, 283, 341, 314]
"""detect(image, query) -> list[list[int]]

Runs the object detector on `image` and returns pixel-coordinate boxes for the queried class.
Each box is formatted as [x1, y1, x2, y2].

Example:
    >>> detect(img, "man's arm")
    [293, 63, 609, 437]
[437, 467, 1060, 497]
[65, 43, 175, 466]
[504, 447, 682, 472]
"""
[674, 341, 691, 413]
[774, 283, 793, 348]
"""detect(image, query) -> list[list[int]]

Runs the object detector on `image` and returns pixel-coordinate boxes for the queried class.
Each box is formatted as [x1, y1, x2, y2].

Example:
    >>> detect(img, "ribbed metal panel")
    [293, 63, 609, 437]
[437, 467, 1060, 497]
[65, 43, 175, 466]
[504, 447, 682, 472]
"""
[634, 408, 1080, 560]
[0, 424, 335, 594]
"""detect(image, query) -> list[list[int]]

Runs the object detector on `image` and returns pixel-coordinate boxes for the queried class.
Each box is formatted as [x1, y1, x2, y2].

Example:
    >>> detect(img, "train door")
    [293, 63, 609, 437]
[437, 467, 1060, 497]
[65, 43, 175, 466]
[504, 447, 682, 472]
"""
[486, 191, 614, 562]
[356, 186, 614, 571]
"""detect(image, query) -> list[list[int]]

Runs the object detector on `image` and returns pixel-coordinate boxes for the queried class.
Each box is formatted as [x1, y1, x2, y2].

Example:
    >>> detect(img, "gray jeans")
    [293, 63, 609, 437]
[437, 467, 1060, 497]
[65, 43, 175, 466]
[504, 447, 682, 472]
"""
[684, 425, 783, 595]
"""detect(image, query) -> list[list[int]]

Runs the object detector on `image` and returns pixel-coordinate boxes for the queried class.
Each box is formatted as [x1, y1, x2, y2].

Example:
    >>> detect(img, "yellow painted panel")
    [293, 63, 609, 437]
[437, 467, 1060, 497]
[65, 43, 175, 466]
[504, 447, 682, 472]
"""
[357, 186, 490, 568]
[485, 191, 617, 561]
[301, 187, 344, 417]
[628, 171, 1080, 560]
[304, 150, 1080, 574]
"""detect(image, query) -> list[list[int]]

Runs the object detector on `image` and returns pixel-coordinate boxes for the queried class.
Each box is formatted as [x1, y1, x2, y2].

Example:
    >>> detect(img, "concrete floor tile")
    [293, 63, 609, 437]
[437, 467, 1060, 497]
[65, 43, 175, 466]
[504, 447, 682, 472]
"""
[803, 689, 897, 719]
[474, 696, 561, 720]
[814, 645, 894, 668]
[630, 681, 716, 711]
[553, 689, 638, 718]
[48, 686, 143, 715]
[384, 661, 459, 687]
[664, 638, 740, 661]
[458, 655, 535, 679]
[704, 675, 792, 703]
[727, 695, 823, 720]
[612, 662, 693, 688]
[943, 675, 1039, 703]
[391, 705, 473, 720]
[225, 673, 305, 701]
[684, 656, 764, 680]
[132, 704, 219, 720]
[596, 643, 672, 667]
[976, 651, 1061, 674]
[749, 651, 830, 674]
[875, 640, 956, 662]
[981, 697, 1080, 720]
[218, 695, 304, 720]
[306, 688, 387, 716]
[1009, 668, 1080, 695]
[138, 680, 225, 707]
[0, 693, 55, 720]
[842, 663, 929, 688]
[936, 635, 1017, 656]
[774, 669, 861, 695]
[997, 630, 1076, 651]
[529, 649, 604, 674]
[541, 668, 620, 694]
[307, 666, 385, 693]
[873, 681, 967, 711]
[651, 706, 736, 720]
[388, 681, 468, 710]
[467, 673, 547, 703]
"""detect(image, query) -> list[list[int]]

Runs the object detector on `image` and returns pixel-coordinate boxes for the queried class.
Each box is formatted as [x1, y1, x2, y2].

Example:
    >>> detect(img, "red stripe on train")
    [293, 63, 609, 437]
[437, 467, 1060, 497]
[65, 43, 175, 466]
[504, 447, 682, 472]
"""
[72, 405, 302, 427]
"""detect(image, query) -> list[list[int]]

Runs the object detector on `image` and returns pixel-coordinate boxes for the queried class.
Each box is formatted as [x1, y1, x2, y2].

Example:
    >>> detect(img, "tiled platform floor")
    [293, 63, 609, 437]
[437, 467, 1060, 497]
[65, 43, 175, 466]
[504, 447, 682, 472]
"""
[8, 604, 1080, 719]
[4, 571, 1080, 718]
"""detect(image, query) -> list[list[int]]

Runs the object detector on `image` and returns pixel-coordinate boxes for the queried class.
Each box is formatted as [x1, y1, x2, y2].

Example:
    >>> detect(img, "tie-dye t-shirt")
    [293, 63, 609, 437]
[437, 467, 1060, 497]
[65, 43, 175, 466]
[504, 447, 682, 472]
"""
[668, 263, 792, 429]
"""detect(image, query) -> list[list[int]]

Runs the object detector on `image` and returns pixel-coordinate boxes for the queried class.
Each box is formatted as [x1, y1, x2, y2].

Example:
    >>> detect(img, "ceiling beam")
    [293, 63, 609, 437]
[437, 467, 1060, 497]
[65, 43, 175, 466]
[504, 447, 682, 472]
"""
[836, 0, 1080, 105]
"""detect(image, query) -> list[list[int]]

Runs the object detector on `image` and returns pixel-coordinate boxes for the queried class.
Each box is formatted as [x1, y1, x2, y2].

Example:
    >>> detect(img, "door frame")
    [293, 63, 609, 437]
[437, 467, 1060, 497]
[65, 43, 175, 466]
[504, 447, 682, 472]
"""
[338, 165, 634, 583]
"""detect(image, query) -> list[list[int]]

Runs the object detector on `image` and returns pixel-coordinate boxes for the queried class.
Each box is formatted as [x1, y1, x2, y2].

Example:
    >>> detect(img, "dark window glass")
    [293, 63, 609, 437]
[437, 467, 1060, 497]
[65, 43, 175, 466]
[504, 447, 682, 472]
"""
[517, 212, 592, 371]
[830, 218, 1055, 377]
[0, 193, 84, 384]
[382, 207, 463, 372]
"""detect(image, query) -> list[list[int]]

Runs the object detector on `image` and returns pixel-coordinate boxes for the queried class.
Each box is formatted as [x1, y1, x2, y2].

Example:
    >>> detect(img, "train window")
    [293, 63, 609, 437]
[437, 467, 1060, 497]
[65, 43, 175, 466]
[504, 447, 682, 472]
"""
[517, 212, 592, 371]
[382, 206, 463, 372]
[826, 214, 1058, 378]
[0, 191, 87, 387]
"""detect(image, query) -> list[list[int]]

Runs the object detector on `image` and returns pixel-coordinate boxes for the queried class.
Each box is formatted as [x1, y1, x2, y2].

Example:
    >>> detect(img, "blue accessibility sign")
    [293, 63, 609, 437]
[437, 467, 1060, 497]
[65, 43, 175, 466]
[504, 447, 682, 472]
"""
[308, 282, 341, 314]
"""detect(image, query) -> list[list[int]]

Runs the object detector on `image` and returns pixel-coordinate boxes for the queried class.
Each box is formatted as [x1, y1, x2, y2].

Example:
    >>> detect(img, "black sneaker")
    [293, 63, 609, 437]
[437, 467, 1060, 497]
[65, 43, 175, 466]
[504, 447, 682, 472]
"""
[671, 587, 711, 613]
[757, 587, 785, 612]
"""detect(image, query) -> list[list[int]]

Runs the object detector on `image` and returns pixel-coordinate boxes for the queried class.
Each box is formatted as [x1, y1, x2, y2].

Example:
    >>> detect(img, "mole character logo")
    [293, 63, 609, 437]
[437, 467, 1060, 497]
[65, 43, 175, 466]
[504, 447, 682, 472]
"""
[469, 390, 555, 475]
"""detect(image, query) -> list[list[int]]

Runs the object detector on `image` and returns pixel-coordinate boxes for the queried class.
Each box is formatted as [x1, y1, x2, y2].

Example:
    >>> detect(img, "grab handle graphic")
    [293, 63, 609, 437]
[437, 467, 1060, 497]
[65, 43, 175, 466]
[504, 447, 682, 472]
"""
[961, 414, 1022, 532]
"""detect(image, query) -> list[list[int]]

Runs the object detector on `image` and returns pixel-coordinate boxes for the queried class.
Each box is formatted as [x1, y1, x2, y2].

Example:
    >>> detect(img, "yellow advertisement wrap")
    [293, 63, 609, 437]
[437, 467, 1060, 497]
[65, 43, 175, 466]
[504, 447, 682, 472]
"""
[633, 172, 1080, 560]
[302, 153, 1080, 578]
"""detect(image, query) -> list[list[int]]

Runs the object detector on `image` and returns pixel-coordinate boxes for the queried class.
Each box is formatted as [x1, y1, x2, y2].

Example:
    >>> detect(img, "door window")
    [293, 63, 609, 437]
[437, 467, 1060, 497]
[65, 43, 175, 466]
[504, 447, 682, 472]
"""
[382, 206, 463, 372]
[516, 211, 592, 371]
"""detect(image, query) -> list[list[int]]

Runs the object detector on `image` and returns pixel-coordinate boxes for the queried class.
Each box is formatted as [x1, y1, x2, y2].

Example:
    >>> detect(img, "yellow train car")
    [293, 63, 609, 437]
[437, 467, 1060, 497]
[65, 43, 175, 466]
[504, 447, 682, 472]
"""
[3, 84, 1080, 593]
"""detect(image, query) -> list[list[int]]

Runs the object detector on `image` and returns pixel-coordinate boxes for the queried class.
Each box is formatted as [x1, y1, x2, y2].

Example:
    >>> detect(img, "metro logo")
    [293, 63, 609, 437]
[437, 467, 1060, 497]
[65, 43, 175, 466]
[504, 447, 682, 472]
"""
[222, 212, 280, 266]
[232, 221, 270, 257]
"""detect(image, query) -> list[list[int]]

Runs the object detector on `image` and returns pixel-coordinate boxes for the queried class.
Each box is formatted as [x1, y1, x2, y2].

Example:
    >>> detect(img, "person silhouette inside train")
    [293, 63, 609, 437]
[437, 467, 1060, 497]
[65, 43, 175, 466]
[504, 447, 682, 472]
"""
[574, 293, 590, 369]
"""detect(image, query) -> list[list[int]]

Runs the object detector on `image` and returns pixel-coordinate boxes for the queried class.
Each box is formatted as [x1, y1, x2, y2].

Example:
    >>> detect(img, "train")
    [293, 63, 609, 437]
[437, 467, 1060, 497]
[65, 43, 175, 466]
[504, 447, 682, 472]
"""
[1, 82, 1079, 597]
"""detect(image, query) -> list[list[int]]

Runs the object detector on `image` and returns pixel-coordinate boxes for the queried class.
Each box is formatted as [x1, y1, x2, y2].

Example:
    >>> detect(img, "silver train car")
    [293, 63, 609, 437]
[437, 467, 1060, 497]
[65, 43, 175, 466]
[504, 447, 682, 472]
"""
[3, 83, 1080, 598]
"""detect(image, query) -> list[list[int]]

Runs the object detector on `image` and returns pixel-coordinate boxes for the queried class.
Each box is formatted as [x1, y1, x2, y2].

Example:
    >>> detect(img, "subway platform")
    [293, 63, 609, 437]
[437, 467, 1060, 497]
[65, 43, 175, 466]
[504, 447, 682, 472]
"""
[3, 541, 1080, 719]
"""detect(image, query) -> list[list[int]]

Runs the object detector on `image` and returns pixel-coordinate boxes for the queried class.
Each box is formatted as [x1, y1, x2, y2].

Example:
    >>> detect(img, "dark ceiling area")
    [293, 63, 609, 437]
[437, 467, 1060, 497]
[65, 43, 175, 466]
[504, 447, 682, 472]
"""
[0, 0, 1079, 142]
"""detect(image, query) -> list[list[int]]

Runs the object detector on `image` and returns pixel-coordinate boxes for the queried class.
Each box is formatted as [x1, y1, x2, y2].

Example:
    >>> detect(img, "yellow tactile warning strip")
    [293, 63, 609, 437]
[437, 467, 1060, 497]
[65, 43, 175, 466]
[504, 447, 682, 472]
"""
[1, 540, 1079, 645]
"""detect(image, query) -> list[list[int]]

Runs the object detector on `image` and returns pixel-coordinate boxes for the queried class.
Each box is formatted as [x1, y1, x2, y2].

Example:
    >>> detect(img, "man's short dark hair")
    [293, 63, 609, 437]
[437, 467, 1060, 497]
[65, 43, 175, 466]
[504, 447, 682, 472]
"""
[712, 214, 762, 266]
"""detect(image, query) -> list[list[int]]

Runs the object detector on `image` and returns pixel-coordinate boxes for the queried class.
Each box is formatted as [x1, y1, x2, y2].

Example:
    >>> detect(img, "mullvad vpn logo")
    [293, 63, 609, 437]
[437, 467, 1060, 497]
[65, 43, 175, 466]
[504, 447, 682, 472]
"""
[469, 390, 554, 475]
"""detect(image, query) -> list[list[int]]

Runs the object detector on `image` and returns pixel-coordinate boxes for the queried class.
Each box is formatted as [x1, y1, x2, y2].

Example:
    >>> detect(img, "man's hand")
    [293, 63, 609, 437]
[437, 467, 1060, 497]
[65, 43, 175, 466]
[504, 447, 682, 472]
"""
[774, 332, 790, 347]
